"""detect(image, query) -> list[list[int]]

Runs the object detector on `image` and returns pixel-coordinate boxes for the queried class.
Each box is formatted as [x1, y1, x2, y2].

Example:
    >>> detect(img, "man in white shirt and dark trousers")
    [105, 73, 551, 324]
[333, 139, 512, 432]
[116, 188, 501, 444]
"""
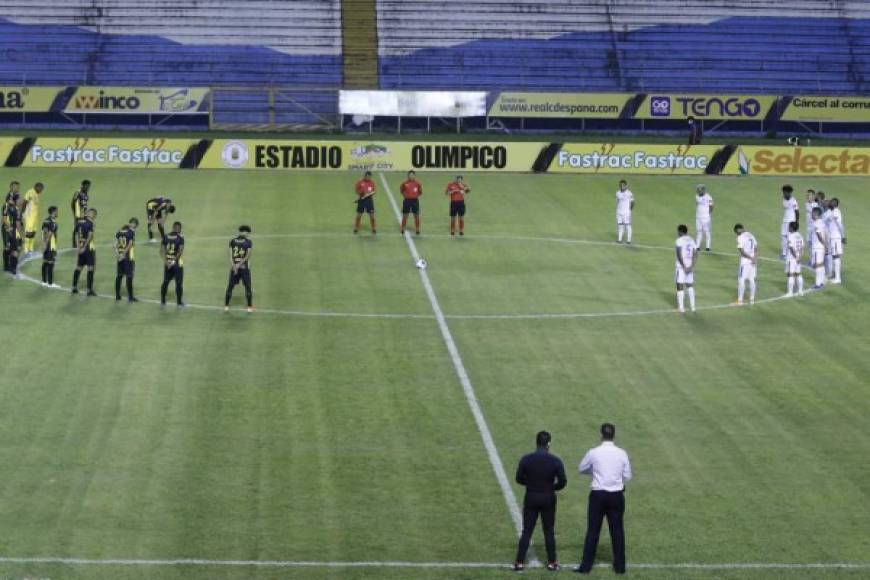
[575, 423, 632, 575]
[513, 431, 567, 572]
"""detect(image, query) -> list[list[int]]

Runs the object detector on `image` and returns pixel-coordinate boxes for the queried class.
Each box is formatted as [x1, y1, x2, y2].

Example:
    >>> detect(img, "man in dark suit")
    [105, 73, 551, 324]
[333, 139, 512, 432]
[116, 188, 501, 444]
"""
[513, 431, 567, 572]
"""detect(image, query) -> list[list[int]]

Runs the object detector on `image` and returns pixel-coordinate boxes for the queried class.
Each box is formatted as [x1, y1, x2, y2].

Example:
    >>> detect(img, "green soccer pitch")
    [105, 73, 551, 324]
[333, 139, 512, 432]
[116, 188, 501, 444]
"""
[1, 168, 868, 580]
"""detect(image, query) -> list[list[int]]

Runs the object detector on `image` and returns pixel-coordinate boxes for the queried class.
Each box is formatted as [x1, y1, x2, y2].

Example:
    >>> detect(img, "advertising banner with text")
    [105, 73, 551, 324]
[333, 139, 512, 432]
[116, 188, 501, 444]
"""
[64, 87, 210, 114]
[780, 96, 870, 122]
[635, 94, 776, 120]
[20, 137, 197, 168]
[548, 143, 722, 174]
[203, 140, 550, 172]
[0, 87, 64, 113]
[727, 146, 870, 176]
[488, 92, 629, 118]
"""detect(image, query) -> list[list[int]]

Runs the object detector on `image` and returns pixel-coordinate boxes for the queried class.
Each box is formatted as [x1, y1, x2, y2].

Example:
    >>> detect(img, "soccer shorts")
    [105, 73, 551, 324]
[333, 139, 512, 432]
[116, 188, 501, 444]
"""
[402, 198, 420, 215]
[164, 263, 184, 283]
[43, 249, 57, 262]
[675, 267, 694, 285]
[829, 238, 843, 256]
[811, 247, 826, 265]
[616, 211, 631, 225]
[228, 267, 252, 288]
[356, 197, 375, 214]
[785, 259, 802, 275]
[449, 200, 466, 217]
[696, 218, 711, 234]
[117, 258, 135, 277]
[76, 249, 96, 268]
[738, 262, 756, 281]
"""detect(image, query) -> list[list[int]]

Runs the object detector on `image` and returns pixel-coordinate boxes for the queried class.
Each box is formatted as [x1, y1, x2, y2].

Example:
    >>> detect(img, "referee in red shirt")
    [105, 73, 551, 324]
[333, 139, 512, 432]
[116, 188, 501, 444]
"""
[353, 170, 377, 235]
[399, 170, 422, 235]
[445, 175, 469, 236]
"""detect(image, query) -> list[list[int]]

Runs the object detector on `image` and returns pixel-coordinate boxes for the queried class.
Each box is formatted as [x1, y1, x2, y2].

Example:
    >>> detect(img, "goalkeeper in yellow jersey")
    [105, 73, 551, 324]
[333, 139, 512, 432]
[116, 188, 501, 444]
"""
[21, 182, 44, 255]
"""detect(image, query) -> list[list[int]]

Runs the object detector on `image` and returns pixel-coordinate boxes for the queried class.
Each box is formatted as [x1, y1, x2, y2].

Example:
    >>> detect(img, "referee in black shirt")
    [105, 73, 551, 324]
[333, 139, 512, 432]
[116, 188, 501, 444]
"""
[513, 431, 567, 572]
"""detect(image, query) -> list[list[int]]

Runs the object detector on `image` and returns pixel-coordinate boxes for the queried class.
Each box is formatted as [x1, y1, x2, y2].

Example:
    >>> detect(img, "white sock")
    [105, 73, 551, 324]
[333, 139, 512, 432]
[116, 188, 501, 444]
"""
[749, 279, 756, 301]
[787, 277, 795, 294]
[781, 235, 788, 256]
[706, 233, 711, 250]
[687, 287, 696, 311]
[737, 279, 745, 301]
[695, 233, 701, 249]
[815, 266, 825, 286]
[797, 276, 804, 293]
[825, 254, 833, 277]
[626, 225, 632, 243]
[834, 258, 841, 281]
[677, 290, 685, 310]
[617, 225, 624, 241]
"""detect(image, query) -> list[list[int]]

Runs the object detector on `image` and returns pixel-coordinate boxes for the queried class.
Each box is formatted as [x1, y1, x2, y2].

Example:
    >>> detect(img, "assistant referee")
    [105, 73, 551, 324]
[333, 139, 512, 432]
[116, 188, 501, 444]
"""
[513, 430, 566, 572]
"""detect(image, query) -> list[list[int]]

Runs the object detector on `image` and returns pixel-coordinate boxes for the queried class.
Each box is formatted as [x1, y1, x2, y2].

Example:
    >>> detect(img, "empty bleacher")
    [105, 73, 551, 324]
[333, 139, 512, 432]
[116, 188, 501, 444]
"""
[377, 0, 870, 94]
[0, 0, 343, 126]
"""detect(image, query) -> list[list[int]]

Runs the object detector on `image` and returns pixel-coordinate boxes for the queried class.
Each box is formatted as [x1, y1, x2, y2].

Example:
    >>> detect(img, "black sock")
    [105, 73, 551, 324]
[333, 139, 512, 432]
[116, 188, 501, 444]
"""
[72, 269, 81, 288]
[147, 224, 154, 239]
[42, 263, 47, 282]
[115, 275, 123, 298]
[127, 277, 134, 298]
[158, 224, 165, 238]
[9, 255, 17, 274]
[86, 270, 94, 291]
[245, 287, 253, 307]
[225, 288, 232, 306]
[47, 263, 54, 285]
[160, 281, 168, 303]
[176, 283, 183, 305]
[2, 249, 8, 271]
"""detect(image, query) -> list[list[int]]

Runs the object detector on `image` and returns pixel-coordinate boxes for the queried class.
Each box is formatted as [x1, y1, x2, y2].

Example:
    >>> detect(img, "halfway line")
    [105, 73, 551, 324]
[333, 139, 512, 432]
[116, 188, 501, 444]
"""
[378, 174, 528, 547]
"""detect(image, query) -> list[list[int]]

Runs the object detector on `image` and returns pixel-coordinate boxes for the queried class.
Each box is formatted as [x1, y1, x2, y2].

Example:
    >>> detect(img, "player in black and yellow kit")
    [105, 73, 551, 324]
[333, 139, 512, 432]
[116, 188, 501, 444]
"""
[41, 206, 59, 287]
[114, 217, 139, 301]
[2, 193, 22, 276]
[224, 225, 254, 312]
[72, 208, 98, 295]
[3, 181, 20, 272]
[70, 180, 91, 247]
[160, 221, 185, 307]
[145, 196, 175, 241]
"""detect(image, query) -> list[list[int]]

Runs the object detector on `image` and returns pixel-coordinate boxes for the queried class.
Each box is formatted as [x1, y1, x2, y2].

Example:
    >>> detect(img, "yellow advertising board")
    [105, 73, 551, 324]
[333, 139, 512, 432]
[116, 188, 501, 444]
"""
[635, 94, 775, 120]
[203, 140, 549, 172]
[22, 137, 196, 168]
[549, 143, 721, 174]
[781, 96, 870, 122]
[488, 92, 628, 118]
[728, 146, 870, 176]
[64, 87, 209, 114]
[0, 87, 63, 112]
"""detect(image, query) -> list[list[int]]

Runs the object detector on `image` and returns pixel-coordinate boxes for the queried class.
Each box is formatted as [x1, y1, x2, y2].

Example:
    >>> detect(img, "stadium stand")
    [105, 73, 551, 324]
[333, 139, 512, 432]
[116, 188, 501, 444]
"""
[0, 0, 343, 127]
[377, 0, 870, 94]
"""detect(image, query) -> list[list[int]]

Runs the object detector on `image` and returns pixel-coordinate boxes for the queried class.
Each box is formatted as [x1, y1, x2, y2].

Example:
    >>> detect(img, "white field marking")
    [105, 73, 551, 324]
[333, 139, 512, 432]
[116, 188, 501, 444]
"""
[0, 557, 867, 570]
[378, 173, 530, 552]
[13, 233, 819, 320]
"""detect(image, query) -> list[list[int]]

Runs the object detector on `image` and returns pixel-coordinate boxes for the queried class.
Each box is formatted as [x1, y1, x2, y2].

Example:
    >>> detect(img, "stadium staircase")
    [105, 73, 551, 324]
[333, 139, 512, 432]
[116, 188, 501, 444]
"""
[341, 0, 380, 88]
[377, 0, 870, 94]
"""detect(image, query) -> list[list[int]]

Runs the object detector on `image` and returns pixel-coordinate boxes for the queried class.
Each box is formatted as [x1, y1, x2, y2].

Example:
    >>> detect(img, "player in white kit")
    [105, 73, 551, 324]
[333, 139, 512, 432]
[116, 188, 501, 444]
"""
[733, 224, 758, 305]
[675, 224, 697, 313]
[780, 185, 799, 260]
[805, 189, 818, 249]
[615, 179, 635, 244]
[810, 206, 828, 289]
[825, 198, 845, 284]
[694, 185, 714, 251]
[785, 221, 805, 297]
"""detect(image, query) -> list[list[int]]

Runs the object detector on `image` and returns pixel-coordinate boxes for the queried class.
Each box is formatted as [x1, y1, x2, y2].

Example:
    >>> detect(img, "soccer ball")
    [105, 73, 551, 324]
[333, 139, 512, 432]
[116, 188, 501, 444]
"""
[415, 258, 428, 270]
